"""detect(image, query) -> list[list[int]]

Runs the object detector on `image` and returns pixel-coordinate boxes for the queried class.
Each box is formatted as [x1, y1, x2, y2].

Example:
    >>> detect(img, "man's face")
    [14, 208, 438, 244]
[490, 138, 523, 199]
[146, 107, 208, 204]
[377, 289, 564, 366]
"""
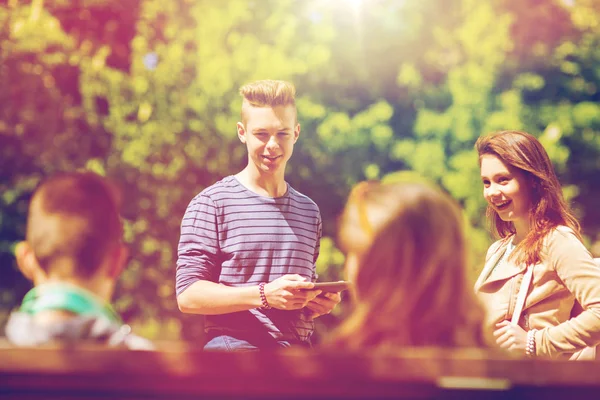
[237, 104, 300, 175]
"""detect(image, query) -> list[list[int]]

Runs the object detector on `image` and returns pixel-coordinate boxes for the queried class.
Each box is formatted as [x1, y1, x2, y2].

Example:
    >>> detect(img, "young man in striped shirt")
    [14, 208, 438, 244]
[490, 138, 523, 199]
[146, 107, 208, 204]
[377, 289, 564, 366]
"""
[176, 80, 340, 350]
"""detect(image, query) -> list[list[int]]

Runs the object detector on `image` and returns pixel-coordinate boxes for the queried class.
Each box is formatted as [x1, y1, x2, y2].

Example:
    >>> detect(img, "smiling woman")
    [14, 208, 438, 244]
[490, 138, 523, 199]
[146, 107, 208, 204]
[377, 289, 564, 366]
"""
[480, 153, 533, 238]
[474, 130, 600, 360]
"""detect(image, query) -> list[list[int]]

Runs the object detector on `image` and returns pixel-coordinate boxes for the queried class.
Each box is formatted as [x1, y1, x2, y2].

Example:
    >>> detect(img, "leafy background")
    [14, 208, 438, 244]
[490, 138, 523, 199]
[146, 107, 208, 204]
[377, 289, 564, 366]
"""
[1, 0, 599, 344]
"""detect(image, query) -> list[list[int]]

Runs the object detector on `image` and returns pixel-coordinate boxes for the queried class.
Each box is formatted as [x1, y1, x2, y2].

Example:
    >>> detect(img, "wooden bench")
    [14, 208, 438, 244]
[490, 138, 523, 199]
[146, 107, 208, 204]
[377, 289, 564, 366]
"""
[2, 260, 599, 398]
[2, 345, 600, 399]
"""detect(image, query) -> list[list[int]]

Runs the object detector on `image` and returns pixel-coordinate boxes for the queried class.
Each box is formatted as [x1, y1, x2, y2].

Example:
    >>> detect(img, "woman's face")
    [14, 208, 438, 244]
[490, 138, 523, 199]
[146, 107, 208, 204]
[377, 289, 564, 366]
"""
[480, 154, 533, 226]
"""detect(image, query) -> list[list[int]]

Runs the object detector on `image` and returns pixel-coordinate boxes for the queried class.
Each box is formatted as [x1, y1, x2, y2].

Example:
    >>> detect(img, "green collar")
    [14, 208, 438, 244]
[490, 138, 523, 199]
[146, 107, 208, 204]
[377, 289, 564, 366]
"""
[20, 283, 121, 324]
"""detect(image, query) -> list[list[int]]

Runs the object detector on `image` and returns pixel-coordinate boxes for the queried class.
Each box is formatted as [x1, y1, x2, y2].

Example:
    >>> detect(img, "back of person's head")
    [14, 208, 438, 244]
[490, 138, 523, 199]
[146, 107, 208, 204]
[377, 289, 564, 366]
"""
[475, 130, 580, 265]
[5, 172, 155, 350]
[333, 180, 484, 350]
[22, 171, 123, 280]
[239, 80, 297, 123]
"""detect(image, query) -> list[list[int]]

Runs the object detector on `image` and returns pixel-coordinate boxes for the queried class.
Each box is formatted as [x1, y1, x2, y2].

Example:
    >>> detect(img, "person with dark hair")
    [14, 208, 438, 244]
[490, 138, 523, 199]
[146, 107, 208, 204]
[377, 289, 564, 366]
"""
[330, 180, 485, 350]
[5, 172, 151, 349]
[176, 80, 340, 351]
[474, 130, 600, 359]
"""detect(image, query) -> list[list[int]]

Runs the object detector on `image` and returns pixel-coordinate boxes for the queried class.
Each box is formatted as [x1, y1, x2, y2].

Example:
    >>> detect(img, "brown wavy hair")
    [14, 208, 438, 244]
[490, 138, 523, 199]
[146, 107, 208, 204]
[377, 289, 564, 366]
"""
[475, 130, 581, 266]
[330, 181, 485, 350]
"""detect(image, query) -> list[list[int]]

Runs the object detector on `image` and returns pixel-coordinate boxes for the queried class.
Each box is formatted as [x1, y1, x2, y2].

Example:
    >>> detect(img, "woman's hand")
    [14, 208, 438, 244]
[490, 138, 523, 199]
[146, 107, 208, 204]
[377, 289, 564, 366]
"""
[493, 320, 528, 354]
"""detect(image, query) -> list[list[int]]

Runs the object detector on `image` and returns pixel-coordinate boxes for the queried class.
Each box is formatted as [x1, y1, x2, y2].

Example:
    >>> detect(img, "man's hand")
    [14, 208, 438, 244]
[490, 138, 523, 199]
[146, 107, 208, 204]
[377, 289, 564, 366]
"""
[305, 292, 342, 319]
[493, 320, 527, 355]
[264, 274, 321, 310]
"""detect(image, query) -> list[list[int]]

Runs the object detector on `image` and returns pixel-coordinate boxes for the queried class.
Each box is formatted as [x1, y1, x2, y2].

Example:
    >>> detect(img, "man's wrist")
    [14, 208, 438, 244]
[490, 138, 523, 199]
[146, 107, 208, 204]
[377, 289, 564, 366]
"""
[259, 282, 271, 309]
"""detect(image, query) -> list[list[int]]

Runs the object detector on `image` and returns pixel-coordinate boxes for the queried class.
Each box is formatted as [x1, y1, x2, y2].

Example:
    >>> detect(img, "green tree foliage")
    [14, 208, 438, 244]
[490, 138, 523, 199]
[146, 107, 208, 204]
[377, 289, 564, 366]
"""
[1, 0, 599, 341]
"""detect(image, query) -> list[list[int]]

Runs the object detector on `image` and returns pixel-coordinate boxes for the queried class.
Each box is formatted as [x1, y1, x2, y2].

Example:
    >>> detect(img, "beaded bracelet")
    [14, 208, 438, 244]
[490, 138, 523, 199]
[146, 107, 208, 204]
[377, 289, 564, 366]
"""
[526, 329, 538, 357]
[259, 282, 271, 310]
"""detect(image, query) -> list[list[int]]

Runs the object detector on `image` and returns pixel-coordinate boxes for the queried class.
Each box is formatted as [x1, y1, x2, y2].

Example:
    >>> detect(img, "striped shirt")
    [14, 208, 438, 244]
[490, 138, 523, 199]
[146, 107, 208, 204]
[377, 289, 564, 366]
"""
[176, 175, 322, 343]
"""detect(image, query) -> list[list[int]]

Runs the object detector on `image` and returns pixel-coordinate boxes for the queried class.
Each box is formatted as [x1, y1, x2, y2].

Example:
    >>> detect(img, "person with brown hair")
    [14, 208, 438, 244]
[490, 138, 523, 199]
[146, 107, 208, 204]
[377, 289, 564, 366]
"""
[176, 80, 340, 351]
[5, 172, 151, 349]
[330, 180, 484, 350]
[475, 130, 600, 359]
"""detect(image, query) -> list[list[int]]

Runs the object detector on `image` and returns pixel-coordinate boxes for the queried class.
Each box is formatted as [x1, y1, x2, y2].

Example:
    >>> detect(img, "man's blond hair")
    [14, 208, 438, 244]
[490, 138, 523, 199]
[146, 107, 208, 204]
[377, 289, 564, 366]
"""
[239, 80, 297, 123]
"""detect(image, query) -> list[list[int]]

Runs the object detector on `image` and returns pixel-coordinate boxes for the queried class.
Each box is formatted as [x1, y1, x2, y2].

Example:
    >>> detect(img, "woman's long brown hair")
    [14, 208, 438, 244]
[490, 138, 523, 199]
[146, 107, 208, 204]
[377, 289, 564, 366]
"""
[331, 181, 485, 350]
[475, 130, 581, 266]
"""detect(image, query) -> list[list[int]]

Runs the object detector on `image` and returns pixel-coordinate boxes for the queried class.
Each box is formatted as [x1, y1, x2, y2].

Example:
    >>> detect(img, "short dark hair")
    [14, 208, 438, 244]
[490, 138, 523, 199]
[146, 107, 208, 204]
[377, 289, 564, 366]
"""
[26, 171, 123, 278]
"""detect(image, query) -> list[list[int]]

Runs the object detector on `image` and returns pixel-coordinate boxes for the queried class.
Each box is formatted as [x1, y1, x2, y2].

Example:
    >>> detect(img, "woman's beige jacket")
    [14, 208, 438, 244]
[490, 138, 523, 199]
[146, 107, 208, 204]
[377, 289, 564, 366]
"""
[474, 226, 600, 359]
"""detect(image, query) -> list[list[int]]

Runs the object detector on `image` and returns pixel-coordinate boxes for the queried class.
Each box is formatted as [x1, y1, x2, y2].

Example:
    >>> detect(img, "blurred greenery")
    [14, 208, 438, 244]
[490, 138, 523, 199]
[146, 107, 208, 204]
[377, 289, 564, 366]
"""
[1, 0, 599, 342]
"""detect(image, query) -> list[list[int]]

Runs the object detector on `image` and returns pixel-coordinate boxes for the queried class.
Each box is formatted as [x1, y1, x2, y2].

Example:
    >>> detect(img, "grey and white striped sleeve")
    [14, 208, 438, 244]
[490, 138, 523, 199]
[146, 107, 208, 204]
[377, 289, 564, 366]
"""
[175, 194, 220, 296]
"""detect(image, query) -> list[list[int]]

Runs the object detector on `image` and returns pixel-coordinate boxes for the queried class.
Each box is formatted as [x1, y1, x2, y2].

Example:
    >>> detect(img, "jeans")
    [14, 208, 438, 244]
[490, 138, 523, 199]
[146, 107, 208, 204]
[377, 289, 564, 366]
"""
[203, 332, 310, 352]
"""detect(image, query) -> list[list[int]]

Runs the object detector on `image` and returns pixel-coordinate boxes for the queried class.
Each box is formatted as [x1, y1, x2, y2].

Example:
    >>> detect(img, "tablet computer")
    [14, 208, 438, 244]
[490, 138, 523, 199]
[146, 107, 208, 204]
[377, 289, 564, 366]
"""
[312, 281, 352, 293]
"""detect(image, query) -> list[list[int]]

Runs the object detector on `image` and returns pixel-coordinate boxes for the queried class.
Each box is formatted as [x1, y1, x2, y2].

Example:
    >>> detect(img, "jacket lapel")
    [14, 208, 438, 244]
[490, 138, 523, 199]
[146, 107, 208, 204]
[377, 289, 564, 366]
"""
[475, 241, 527, 291]
[475, 245, 505, 291]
